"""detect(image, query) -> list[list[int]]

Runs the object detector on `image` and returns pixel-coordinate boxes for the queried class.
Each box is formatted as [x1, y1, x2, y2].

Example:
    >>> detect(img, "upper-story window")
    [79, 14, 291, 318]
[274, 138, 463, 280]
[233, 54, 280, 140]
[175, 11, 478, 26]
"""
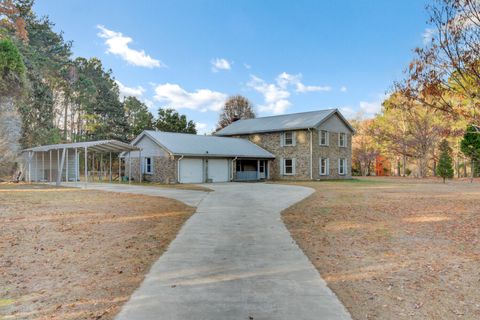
[339, 132, 346, 147]
[144, 157, 153, 174]
[320, 130, 329, 146]
[282, 131, 295, 146]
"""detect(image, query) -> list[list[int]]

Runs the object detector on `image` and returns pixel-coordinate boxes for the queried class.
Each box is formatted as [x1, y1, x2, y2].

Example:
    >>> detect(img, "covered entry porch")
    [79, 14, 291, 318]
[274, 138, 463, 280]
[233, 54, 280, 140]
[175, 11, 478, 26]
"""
[234, 159, 269, 181]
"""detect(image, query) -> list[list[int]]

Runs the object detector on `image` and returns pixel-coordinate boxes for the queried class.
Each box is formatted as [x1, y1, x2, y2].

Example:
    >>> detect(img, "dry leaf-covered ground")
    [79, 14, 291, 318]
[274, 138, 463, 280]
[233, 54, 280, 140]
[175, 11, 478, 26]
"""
[282, 177, 480, 320]
[0, 183, 195, 320]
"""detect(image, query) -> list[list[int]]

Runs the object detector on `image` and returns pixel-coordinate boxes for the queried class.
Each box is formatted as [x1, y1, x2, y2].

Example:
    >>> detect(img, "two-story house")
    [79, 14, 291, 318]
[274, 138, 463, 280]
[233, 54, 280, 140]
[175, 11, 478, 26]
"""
[215, 109, 354, 180]
[122, 109, 354, 183]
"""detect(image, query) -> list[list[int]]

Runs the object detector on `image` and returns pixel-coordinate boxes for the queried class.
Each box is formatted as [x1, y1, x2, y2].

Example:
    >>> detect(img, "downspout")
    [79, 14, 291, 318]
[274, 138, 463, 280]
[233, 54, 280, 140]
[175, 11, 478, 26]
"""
[232, 156, 238, 181]
[177, 155, 184, 183]
[308, 128, 313, 180]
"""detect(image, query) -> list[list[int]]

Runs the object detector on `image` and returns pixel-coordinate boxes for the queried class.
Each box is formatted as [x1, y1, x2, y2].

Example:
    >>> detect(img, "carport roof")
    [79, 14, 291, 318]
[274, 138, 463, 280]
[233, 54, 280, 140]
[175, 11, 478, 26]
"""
[22, 140, 140, 153]
[135, 131, 275, 158]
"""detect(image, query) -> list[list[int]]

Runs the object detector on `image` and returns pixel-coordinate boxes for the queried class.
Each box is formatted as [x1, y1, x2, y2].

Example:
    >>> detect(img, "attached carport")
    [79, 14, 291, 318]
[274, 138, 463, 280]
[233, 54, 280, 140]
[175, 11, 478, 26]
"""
[22, 140, 141, 187]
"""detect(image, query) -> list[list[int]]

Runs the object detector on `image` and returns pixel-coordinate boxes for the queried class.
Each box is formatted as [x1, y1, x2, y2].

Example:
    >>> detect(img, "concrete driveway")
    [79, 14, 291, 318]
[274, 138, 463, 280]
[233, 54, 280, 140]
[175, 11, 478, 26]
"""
[75, 182, 351, 320]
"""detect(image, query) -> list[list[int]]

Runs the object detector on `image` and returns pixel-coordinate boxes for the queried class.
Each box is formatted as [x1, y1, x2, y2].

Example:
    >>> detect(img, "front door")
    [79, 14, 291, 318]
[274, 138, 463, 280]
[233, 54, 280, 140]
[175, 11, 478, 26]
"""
[259, 160, 266, 179]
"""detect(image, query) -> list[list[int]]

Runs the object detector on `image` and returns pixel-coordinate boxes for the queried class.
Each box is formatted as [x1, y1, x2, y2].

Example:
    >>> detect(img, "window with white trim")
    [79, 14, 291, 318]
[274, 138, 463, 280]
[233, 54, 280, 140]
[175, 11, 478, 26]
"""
[283, 131, 294, 146]
[144, 157, 153, 174]
[320, 130, 329, 146]
[338, 158, 346, 175]
[284, 158, 294, 175]
[319, 157, 329, 176]
[339, 132, 346, 147]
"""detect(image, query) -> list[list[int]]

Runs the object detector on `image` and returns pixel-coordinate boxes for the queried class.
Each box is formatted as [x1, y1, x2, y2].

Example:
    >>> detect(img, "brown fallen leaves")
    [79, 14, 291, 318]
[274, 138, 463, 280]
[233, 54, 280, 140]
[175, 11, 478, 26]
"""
[0, 183, 194, 319]
[282, 178, 480, 320]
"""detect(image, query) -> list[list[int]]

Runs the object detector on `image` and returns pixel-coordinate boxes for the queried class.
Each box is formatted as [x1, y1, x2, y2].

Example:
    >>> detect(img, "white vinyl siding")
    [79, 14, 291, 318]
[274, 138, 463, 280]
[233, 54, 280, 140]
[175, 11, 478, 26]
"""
[281, 131, 296, 147]
[320, 130, 329, 146]
[319, 157, 329, 176]
[144, 157, 153, 174]
[339, 132, 346, 147]
[282, 158, 296, 175]
[338, 158, 347, 175]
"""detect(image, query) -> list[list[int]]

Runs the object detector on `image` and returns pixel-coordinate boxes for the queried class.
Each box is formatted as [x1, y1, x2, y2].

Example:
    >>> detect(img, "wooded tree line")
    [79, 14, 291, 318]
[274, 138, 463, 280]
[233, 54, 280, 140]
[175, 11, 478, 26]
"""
[0, 0, 203, 176]
[352, 0, 480, 179]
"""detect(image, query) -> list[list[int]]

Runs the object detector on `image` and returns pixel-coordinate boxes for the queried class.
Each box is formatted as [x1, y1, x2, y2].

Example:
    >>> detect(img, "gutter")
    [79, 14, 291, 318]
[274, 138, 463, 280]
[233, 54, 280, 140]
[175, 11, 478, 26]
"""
[310, 129, 313, 180]
[177, 155, 184, 183]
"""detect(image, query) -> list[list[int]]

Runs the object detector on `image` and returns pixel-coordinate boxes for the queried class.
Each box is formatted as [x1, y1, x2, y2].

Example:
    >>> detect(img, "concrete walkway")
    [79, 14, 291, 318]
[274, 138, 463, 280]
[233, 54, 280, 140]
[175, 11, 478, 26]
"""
[73, 182, 351, 320]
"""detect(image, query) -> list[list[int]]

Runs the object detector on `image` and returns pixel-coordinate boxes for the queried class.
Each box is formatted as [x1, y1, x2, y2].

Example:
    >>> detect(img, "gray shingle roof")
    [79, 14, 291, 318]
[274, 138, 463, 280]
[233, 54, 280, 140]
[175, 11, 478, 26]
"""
[215, 109, 353, 136]
[139, 131, 275, 158]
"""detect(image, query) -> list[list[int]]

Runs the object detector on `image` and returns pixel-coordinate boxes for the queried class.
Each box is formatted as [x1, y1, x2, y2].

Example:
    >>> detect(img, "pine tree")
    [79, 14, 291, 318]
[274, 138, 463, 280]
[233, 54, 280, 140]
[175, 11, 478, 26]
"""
[436, 139, 454, 183]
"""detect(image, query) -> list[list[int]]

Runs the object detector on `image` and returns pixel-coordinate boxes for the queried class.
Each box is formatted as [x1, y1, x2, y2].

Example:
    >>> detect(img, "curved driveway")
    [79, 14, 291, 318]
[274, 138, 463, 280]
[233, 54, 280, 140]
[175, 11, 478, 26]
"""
[77, 182, 351, 319]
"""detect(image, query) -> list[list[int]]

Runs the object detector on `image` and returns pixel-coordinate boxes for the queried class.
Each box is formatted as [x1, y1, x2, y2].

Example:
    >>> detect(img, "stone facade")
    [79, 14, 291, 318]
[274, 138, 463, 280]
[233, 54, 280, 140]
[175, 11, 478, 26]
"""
[127, 155, 178, 183]
[234, 128, 352, 180]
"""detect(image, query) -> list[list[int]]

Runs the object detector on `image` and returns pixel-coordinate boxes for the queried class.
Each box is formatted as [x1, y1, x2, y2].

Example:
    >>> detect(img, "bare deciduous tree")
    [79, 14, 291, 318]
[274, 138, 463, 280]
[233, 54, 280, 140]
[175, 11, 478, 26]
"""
[217, 95, 255, 130]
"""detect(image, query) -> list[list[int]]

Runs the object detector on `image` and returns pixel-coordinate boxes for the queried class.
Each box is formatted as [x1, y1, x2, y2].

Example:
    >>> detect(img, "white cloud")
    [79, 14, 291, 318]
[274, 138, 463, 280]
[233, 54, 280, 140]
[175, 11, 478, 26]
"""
[340, 86, 347, 92]
[211, 58, 231, 72]
[243, 63, 251, 69]
[339, 107, 357, 119]
[115, 80, 145, 99]
[359, 100, 382, 115]
[153, 83, 227, 112]
[247, 75, 291, 114]
[422, 28, 435, 44]
[195, 122, 213, 135]
[247, 72, 331, 115]
[276, 72, 331, 93]
[97, 25, 164, 68]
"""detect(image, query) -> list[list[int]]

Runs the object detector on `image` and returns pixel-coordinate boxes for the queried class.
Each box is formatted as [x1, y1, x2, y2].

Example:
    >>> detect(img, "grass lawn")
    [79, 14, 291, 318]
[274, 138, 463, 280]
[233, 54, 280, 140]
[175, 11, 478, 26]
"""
[282, 177, 480, 320]
[0, 183, 195, 320]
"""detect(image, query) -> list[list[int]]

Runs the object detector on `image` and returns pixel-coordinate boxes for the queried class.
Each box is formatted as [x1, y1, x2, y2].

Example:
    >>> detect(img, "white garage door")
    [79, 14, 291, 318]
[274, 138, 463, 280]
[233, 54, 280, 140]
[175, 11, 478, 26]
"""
[179, 158, 204, 183]
[208, 159, 230, 182]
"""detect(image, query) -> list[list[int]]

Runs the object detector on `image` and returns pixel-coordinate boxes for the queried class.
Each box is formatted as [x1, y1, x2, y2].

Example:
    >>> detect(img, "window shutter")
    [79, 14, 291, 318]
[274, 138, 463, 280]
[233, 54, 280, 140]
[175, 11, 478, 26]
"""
[150, 158, 154, 174]
[280, 157, 284, 175]
[338, 159, 341, 175]
[319, 158, 322, 175]
[338, 133, 341, 147]
[326, 132, 330, 146]
[292, 158, 296, 175]
[292, 131, 296, 146]
[141, 157, 144, 174]
[280, 132, 284, 147]
[327, 158, 330, 176]
[345, 159, 348, 175]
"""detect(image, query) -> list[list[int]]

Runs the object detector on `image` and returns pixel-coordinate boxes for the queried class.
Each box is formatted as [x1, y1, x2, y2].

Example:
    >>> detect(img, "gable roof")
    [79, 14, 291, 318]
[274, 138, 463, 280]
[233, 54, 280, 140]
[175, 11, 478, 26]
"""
[215, 108, 354, 136]
[133, 131, 275, 158]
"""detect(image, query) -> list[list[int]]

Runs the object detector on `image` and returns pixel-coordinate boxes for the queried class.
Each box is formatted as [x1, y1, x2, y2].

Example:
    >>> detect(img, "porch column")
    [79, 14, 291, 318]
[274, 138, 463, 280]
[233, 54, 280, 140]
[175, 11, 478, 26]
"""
[119, 156, 122, 183]
[57, 149, 60, 182]
[28, 151, 32, 183]
[100, 153, 103, 181]
[109, 152, 112, 182]
[257, 160, 260, 180]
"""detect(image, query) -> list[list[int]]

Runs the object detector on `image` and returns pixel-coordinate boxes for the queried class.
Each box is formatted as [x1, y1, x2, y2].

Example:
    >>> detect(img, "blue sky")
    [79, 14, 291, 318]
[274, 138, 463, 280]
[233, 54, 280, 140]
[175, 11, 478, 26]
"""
[35, 0, 430, 134]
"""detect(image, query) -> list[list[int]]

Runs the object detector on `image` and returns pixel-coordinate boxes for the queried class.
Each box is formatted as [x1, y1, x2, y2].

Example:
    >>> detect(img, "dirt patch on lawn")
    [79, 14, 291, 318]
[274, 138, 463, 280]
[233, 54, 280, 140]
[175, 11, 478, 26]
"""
[0, 183, 195, 320]
[282, 178, 480, 319]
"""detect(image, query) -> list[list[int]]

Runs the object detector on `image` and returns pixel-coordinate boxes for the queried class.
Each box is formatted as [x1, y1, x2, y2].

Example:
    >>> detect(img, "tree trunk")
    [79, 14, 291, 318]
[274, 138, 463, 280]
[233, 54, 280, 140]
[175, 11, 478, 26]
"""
[402, 155, 407, 177]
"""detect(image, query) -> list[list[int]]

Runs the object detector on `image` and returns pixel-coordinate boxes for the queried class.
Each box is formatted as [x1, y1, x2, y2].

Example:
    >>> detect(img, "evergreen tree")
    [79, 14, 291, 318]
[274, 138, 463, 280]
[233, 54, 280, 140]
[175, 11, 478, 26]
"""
[123, 96, 154, 140]
[436, 139, 454, 183]
[156, 108, 196, 134]
[460, 125, 480, 179]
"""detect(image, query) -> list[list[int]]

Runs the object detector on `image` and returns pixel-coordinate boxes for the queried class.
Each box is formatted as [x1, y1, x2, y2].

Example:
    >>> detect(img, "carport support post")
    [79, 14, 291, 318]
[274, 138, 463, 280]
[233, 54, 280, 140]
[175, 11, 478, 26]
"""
[109, 152, 112, 182]
[119, 156, 122, 183]
[100, 154, 103, 181]
[28, 151, 31, 183]
[84, 146, 88, 188]
[75, 148, 78, 182]
[128, 151, 131, 184]
[49, 150, 52, 182]
[65, 149, 69, 183]
[42, 152, 45, 182]
[56, 148, 66, 186]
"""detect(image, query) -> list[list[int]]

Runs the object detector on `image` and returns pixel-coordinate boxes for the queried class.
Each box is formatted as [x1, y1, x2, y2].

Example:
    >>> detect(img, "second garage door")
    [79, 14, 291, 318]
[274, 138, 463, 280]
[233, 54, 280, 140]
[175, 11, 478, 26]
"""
[208, 159, 230, 182]
[179, 158, 204, 183]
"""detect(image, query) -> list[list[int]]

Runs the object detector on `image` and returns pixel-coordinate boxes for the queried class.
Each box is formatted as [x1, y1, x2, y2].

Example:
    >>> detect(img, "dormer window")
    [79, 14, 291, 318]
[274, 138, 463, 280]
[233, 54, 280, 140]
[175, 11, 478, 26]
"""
[339, 132, 346, 147]
[320, 130, 329, 146]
